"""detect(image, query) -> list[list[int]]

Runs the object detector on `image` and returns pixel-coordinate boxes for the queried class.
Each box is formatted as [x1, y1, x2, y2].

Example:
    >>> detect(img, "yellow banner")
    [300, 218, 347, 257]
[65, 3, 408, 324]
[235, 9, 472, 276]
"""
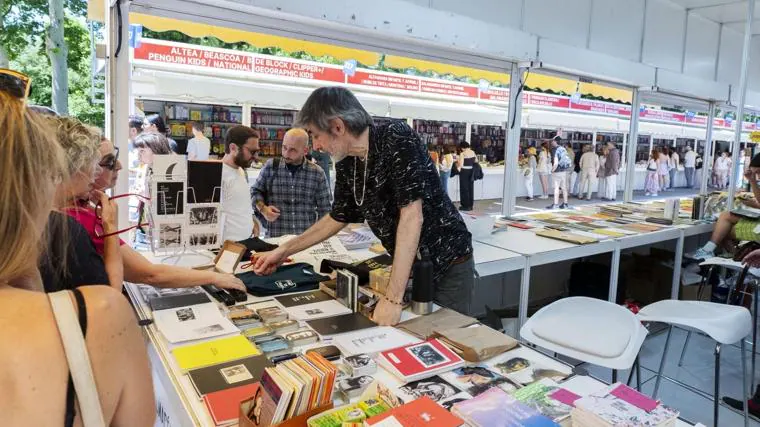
[751, 131, 760, 143]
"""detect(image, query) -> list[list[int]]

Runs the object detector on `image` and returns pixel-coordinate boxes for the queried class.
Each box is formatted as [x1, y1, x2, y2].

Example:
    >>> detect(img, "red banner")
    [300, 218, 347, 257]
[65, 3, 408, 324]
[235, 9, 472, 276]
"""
[525, 93, 570, 109]
[570, 99, 631, 117]
[347, 71, 419, 91]
[252, 57, 343, 82]
[480, 88, 509, 102]
[684, 115, 707, 126]
[640, 109, 685, 123]
[134, 41, 253, 72]
[419, 80, 477, 98]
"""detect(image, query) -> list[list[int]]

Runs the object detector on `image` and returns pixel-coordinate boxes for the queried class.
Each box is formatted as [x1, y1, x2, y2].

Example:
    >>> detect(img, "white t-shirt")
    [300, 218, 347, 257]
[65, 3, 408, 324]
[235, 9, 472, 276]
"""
[221, 163, 253, 242]
[684, 151, 697, 167]
[187, 136, 211, 161]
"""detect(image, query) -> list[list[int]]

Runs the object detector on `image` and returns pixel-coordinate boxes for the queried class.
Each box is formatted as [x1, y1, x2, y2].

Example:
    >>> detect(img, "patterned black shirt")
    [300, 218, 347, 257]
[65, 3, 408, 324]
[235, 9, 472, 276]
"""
[330, 121, 473, 281]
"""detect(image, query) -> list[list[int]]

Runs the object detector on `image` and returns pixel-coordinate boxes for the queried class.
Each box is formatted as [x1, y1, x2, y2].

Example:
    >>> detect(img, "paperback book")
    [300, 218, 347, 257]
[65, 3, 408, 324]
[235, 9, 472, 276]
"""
[484, 346, 572, 387]
[378, 338, 465, 382]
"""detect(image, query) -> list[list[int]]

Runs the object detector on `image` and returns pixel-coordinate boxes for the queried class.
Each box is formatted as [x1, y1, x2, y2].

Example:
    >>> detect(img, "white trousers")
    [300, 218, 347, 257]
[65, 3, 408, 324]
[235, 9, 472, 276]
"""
[605, 174, 617, 200]
[523, 171, 534, 198]
[579, 168, 597, 199]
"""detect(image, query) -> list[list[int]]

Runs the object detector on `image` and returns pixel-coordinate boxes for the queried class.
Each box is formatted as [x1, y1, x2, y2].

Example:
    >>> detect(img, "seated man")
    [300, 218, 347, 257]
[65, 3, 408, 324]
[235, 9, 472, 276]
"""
[251, 128, 331, 238]
[692, 153, 760, 260]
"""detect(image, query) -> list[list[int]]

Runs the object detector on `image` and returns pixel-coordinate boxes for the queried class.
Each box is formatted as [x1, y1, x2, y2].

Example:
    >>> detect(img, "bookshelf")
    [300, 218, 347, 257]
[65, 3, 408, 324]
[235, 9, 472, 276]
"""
[471, 124, 506, 162]
[635, 135, 652, 162]
[151, 101, 243, 156]
[412, 119, 466, 148]
[251, 108, 297, 157]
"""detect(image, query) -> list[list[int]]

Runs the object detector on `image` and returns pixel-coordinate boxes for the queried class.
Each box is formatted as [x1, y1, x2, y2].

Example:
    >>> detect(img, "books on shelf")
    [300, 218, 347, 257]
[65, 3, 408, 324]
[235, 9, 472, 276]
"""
[172, 335, 260, 372]
[377, 338, 465, 383]
[153, 302, 239, 344]
[570, 383, 679, 427]
[452, 387, 559, 427]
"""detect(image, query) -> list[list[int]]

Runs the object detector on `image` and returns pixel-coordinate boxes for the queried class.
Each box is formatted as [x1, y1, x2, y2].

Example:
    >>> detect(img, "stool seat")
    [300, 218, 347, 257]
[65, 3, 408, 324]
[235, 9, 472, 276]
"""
[700, 257, 760, 277]
[520, 297, 647, 370]
[638, 300, 751, 345]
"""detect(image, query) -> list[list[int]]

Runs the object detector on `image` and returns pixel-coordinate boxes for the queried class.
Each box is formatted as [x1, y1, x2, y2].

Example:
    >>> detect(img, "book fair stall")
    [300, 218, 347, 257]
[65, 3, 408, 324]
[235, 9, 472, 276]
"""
[93, 1, 760, 426]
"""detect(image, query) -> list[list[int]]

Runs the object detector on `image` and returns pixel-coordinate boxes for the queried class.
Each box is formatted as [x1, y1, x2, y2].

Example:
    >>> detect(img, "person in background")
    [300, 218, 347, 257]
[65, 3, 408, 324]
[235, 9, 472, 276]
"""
[457, 141, 478, 211]
[143, 113, 178, 153]
[522, 147, 537, 201]
[128, 114, 143, 146]
[714, 151, 731, 189]
[565, 142, 576, 196]
[0, 89, 155, 427]
[691, 154, 760, 260]
[669, 147, 680, 189]
[253, 87, 473, 325]
[597, 146, 608, 199]
[548, 136, 571, 209]
[221, 125, 261, 242]
[684, 146, 697, 188]
[578, 144, 599, 201]
[439, 146, 454, 196]
[603, 141, 620, 201]
[537, 142, 551, 199]
[657, 147, 670, 191]
[252, 128, 331, 238]
[645, 148, 661, 197]
[186, 122, 211, 161]
[483, 138, 497, 164]
[428, 144, 440, 173]
[39, 117, 123, 294]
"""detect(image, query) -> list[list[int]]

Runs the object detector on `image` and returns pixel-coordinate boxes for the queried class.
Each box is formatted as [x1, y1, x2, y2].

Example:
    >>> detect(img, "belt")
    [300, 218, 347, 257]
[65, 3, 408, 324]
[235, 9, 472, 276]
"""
[450, 253, 473, 266]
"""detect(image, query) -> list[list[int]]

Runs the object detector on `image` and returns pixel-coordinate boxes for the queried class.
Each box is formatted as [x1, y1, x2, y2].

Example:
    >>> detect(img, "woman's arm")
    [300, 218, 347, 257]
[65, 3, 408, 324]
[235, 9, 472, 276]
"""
[95, 192, 124, 291]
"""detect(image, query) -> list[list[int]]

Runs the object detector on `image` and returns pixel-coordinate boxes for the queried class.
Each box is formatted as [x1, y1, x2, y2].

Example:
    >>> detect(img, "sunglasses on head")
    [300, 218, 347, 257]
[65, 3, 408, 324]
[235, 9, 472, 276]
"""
[0, 68, 31, 99]
[99, 147, 121, 170]
[93, 193, 151, 238]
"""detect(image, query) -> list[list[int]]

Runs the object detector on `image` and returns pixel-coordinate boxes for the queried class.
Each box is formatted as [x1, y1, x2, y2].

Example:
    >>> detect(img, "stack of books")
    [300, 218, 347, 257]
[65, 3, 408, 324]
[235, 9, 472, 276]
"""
[452, 387, 559, 426]
[377, 338, 465, 382]
[249, 351, 338, 426]
[570, 383, 679, 427]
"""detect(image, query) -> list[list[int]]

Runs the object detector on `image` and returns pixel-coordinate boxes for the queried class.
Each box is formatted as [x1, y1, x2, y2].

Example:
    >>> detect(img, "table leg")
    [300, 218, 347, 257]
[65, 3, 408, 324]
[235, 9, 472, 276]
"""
[608, 244, 621, 303]
[671, 233, 685, 300]
[518, 258, 531, 339]
[753, 282, 758, 392]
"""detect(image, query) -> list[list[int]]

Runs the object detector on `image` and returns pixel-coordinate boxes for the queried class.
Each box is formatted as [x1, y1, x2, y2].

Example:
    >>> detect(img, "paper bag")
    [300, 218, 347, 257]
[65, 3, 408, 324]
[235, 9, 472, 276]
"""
[433, 324, 518, 362]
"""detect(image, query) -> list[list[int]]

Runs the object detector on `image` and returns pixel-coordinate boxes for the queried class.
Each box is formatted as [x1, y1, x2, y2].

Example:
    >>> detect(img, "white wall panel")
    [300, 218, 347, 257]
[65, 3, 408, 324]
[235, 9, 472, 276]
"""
[589, 0, 645, 62]
[683, 13, 720, 80]
[718, 25, 743, 90]
[642, 0, 686, 71]
[523, 0, 592, 49]
[430, 0, 522, 29]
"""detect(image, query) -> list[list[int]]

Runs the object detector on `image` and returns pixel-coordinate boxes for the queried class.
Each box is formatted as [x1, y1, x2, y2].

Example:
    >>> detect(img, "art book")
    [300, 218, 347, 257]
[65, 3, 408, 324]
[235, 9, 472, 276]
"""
[452, 387, 559, 427]
[365, 396, 464, 427]
[333, 326, 421, 357]
[440, 365, 521, 397]
[153, 302, 238, 344]
[571, 383, 679, 427]
[172, 335, 260, 372]
[188, 354, 273, 396]
[485, 346, 572, 387]
[394, 375, 472, 411]
[378, 338, 465, 383]
[203, 382, 259, 426]
[511, 379, 573, 422]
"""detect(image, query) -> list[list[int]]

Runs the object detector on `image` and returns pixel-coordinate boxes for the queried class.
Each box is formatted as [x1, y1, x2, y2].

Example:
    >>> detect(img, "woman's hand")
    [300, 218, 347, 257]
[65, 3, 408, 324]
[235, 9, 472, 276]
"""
[94, 190, 118, 234]
[211, 273, 246, 291]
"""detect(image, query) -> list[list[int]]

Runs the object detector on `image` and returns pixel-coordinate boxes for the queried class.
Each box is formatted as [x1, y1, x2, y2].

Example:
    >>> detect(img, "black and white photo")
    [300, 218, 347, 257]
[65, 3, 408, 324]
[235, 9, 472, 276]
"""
[155, 181, 185, 216]
[189, 206, 219, 225]
[345, 354, 372, 369]
[159, 223, 183, 248]
[398, 375, 461, 403]
[220, 364, 253, 384]
[188, 232, 218, 247]
[407, 342, 449, 368]
[337, 375, 374, 395]
[194, 324, 225, 335]
[176, 307, 195, 322]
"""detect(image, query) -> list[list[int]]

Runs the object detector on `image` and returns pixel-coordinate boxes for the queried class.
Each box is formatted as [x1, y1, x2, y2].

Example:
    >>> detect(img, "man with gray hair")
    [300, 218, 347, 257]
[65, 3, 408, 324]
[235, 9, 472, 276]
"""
[253, 87, 473, 326]
[251, 128, 331, 238]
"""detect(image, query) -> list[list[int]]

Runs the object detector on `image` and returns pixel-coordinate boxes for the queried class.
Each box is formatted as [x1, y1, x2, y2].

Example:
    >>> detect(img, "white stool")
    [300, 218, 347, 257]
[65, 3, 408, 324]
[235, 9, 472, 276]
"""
[520, 297, 648, 379]
[638, 300, 752, 427]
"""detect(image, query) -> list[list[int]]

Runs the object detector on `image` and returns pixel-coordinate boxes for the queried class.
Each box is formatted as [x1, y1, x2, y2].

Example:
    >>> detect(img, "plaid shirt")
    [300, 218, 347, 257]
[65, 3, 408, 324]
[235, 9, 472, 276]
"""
[251, 158, 331, 238]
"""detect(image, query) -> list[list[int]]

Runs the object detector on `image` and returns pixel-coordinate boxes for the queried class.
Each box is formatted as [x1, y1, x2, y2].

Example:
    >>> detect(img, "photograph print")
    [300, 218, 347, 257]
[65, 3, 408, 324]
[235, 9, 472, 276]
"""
[406, 342, 450, 368]
[188, 232, 219, 247]
[175, 307, 195, 322]
[159, 223, 183, 248]
[338, 375, 374, 393]
[344, 354, 372, 369]
[441, 365, 519, 396]
[397, 375, 469, 405]
[155, 181, 185, 216]
[189, 205, 219, 225]
[220, 364, 254, 384]
[486, 347, 572, 387]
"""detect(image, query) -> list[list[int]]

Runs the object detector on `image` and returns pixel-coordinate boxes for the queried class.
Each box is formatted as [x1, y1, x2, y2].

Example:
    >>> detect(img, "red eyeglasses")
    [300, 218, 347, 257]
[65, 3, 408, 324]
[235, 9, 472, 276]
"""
[94, 193, 151, 238]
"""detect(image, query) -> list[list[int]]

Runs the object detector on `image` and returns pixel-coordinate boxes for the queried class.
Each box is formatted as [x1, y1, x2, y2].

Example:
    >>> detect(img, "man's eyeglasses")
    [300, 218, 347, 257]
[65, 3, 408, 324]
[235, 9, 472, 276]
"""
[0, 68, 31, 99]
[94, 193, 151, 238]
[99, 147, 121, 170]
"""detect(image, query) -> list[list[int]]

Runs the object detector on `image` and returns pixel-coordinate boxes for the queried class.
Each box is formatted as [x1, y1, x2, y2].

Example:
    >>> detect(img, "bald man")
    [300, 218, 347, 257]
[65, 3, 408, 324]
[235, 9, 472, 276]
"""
[251, 128, 332, 238]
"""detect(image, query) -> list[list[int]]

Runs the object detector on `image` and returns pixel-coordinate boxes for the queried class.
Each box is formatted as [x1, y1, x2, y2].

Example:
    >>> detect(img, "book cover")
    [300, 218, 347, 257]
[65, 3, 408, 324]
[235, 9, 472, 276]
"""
[187, 160, 223, 204]
[511, 379, 572, 421]
[452, 387, 559, 427]
[275, 290, 333, 308]
[203, 382, 259, 426]
[334, 326, 421, 356]
[306, 312, 376, 337]
[485, 346, 572, 387]
[256, 368, 285, 426]
[440, 365, 520, 397]
[137, 284, 206, 304]
[573, 383, 679, 426]
[379, 339, 465, 382]
[284, 299, 352, 321]
[149, 292, 211, 312]
[153, 302, 239, 344]
[365, 396, 464, 427]
[394, 375, 472, 410]
[188, 354, 273, 396]
[172, 335, 260, 372]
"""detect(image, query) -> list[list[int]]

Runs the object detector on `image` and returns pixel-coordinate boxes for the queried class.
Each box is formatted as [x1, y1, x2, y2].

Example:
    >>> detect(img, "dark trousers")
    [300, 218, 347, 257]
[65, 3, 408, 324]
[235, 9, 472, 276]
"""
[434, 256, 475, 315]
[459, 169, 474, 210]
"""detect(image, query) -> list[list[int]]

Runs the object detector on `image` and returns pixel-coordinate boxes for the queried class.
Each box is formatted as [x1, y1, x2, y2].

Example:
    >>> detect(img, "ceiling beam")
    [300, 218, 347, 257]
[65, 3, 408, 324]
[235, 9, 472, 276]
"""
[720, 17, 760, 24]
[689, 0, 746, 12]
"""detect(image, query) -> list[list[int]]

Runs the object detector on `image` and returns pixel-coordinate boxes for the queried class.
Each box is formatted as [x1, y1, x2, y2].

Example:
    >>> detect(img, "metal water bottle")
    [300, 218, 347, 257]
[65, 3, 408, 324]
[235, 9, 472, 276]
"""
[412, 249, 434, 315]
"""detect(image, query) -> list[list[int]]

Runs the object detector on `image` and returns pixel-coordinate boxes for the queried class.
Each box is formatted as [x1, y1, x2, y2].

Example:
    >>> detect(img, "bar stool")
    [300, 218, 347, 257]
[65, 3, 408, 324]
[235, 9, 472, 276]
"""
[637, 300, 752, 427]
[520, 297, 648, 376]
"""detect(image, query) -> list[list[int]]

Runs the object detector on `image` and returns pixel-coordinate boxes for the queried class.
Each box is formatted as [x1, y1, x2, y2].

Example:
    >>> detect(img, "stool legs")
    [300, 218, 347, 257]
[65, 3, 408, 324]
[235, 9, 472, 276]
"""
[714, 343, 721, 427]
[653, 325, 674, 399]
[741, 339, 750, 427]
[678, 330, 692, 367]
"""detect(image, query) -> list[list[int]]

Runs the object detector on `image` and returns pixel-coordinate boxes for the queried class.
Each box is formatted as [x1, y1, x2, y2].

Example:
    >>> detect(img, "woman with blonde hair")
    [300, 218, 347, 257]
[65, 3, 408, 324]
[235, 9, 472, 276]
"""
[0, 91, 154, 426]
[537, 142, 551, 199]
[39, 116, 123, 293]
